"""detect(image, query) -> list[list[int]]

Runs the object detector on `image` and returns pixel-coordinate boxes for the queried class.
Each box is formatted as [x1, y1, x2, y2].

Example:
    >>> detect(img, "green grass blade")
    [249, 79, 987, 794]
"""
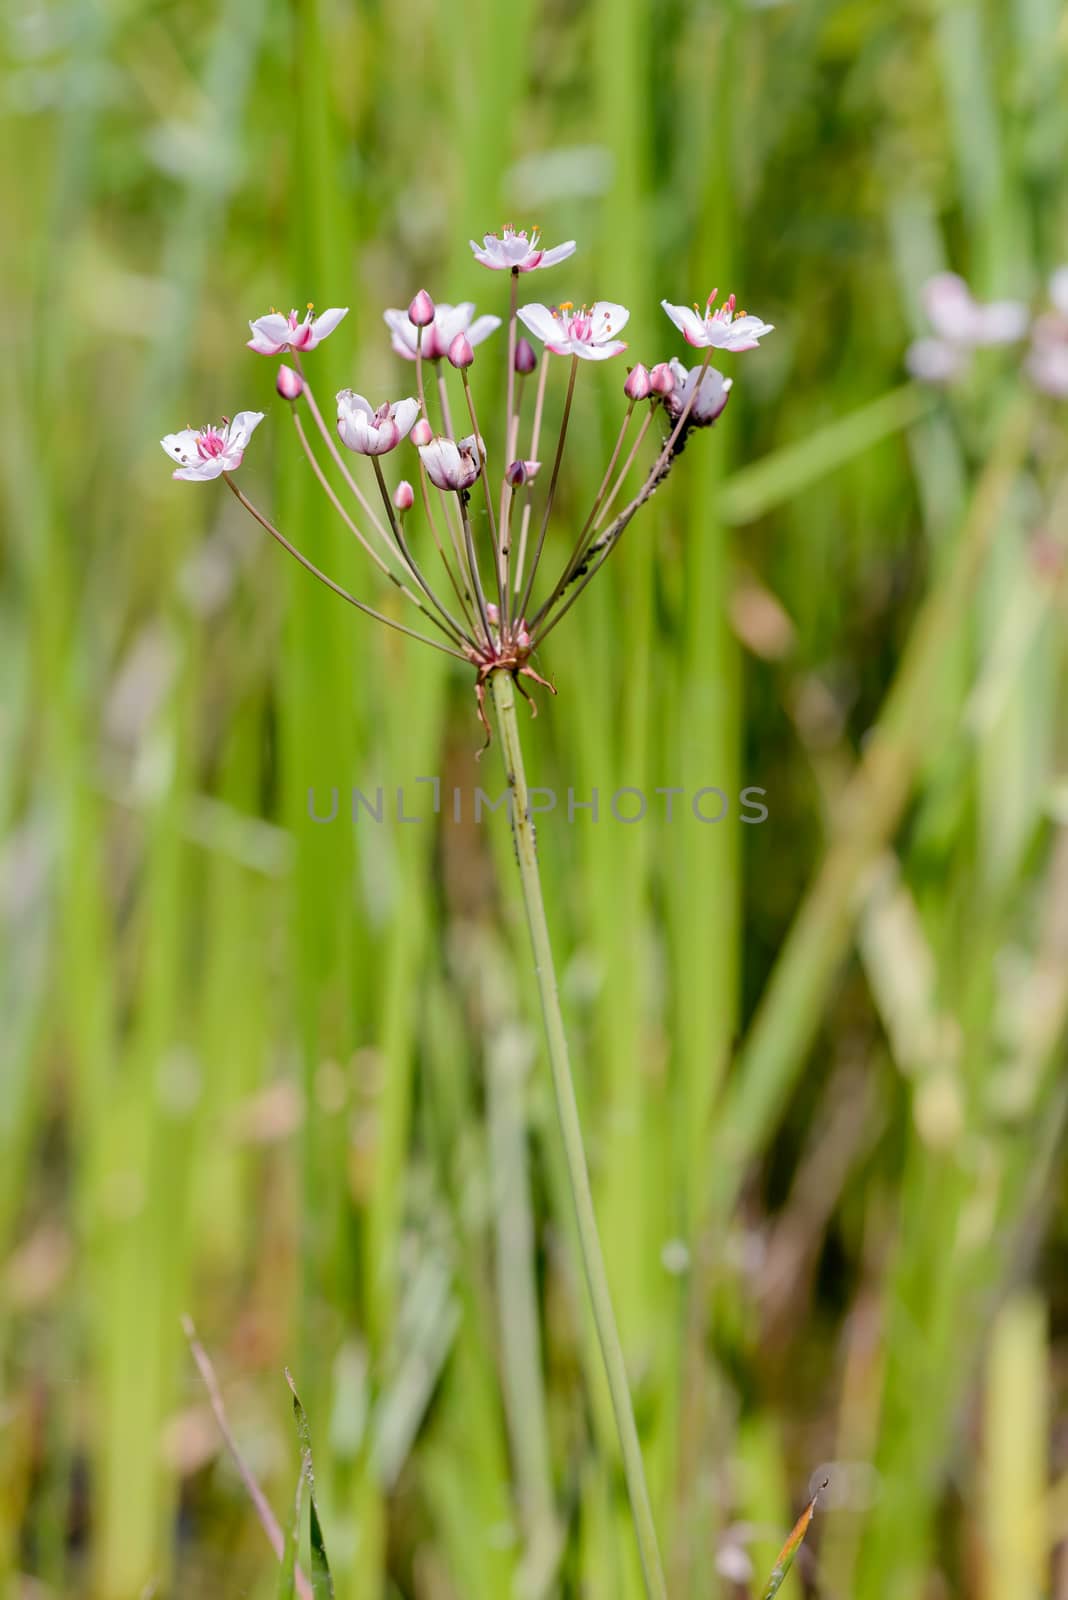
[276, 1476, 304, 1600]
[287, 1370, 334, 1598]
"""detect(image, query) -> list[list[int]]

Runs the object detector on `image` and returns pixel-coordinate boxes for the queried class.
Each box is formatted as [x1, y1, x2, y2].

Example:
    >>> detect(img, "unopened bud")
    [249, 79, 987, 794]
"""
[276, 364, 303, 400]
[411, 418, 433, 448]
[486, 602, 500, 626]
[649, 362, 675, 396]
[408, 289, 436, 327]
[448, 332, 475, 369]
[514, 337, 538, 375]
[506, 458, 540, 487]
[623, 363, 652, 401]
[393, 479, 414, 513]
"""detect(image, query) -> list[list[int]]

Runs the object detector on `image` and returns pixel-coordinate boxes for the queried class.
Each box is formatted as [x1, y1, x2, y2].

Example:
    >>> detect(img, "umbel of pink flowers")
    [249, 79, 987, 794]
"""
[162, 226, 773, 740]
[906, 267, 1068, 397]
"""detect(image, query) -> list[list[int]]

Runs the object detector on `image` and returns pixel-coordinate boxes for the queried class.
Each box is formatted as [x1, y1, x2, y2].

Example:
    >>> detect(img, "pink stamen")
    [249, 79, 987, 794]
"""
[196, 428, 226, 459]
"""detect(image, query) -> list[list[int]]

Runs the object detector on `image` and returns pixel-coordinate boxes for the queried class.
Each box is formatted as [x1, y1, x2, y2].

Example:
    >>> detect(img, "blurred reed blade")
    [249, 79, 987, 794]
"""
[719, 387, 933, 526]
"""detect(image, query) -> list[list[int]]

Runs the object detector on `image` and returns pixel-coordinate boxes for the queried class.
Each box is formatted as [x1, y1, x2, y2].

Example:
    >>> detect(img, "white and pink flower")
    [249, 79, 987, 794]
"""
[247, 305, 348, 356]
[516, 301, 629, 361]
[418, 434, 485, 492]
[161, 412, 264, 481]
[664, 358, 732, 425]
[336, 391, 420, 456]
[922, 273, 1028, 347]
[469, 226, 577, 274]
[384, 302, 501, 362]
[904, 337, 969, 385]
[661, 291, 773, 353]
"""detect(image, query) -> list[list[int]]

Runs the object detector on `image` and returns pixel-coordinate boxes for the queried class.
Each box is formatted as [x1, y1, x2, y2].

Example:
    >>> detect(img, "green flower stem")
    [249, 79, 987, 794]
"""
[490, 668, 667, 1600]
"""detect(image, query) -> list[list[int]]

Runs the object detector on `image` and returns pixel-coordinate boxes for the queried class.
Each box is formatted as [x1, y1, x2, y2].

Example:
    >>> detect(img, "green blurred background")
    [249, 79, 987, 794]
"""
[3, 0, 1068, 1595]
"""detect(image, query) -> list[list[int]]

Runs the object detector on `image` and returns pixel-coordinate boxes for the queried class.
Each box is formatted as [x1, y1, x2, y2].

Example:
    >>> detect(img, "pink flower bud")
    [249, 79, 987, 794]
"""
[649, 362, 675, 396]
[448, 332, 475, 369]
[623, 363, 652, 401]
[411, 418, 433, 448]
[506, 458, 540, 487]
[486, 602, 500, 626]
[514, 337, 538, 375]
[408, 289, 436, 327]
[393, 479, 414, 512]
[276, 364, 304, 400]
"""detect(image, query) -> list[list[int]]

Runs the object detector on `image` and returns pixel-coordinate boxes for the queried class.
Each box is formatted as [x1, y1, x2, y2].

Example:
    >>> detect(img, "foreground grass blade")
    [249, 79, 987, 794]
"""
[287, 1370, 335, 1598]
[760, 1481, 826, 1599]
[277, 1475, 304, 1600]
[184, 1321, 314, 1600]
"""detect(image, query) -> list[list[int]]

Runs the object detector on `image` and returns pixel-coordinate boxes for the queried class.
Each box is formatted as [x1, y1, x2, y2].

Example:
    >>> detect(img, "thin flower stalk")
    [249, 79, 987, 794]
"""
[490, 667, 668, 1600]
[512, 350, 551, 600]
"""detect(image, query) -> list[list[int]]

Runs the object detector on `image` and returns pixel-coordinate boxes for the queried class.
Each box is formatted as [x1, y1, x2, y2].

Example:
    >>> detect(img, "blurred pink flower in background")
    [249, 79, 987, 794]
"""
[384, 301, 501, 361]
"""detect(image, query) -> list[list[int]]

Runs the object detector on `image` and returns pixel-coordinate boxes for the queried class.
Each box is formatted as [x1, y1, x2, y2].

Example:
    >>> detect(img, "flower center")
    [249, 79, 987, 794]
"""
[704, 290, 739, 325]
[196, 428, 226, 458]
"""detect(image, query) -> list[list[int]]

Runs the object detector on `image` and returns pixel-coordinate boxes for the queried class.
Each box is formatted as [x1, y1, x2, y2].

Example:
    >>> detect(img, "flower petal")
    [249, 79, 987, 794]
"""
[310, 306, 348, 341]
[591, 301, 631, 335]
[974, 300, 1029, 345]
[570, 339, 628, 361]
[173, 458, 226, 482]
[661, 301, 706, 344]
[337, 391, 374, 421]
[466, 313, 503, 348]
[247, 313, 292, 354]
[923, 273, 978, 343]
[391, 397, 421, 438]
[225, 410, 265, 450]
[383, 308, 418, 358]
[539, 241, 577, 268]
[517, 303, 562, 344]
[160, 428, 202, 465]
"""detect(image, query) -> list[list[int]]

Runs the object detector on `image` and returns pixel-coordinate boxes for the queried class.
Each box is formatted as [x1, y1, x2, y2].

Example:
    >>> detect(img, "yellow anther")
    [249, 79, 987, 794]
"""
[559, 300, 574, 312]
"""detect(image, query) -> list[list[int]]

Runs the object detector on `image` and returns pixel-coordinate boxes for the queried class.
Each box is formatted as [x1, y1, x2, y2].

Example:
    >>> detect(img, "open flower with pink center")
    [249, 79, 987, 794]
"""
[384, 302, 501, 362]
[247, 305, 348, 356]
[517, 301, 629, 361]
[469, 226, 577, 274]
[661, 291, 773, 352]
[336, 391, 420, 456]
[418, 434, 485, 491]
[160, 412, 264, 481]
[664, 358, 732, 426]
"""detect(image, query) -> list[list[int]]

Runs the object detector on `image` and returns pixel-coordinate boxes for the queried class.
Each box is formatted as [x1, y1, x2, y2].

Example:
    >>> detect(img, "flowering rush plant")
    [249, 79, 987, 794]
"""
[164, 230, 772, 1600]
[162, 226, 772, 743]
